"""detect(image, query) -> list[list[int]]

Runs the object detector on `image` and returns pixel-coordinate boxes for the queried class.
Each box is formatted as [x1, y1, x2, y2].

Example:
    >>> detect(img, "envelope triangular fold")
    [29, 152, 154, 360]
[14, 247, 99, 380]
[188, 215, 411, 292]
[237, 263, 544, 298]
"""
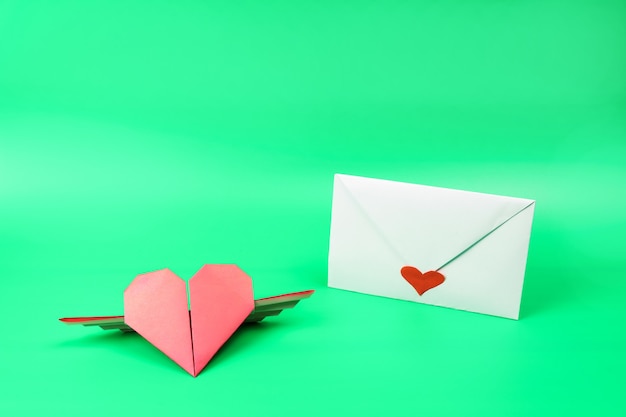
[438, 203, 534, 319]
[328, 174, 535, 319]
[333, 174, 532, 271]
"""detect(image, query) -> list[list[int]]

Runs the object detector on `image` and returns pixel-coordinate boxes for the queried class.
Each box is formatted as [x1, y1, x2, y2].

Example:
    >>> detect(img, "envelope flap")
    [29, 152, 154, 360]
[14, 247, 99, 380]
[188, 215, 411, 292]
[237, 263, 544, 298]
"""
[335, 174, 534, 271]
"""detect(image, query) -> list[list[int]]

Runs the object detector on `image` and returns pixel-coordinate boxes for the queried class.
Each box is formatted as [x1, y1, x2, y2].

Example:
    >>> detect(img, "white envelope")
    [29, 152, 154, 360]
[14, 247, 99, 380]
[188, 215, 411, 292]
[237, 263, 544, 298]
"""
[328, 174, 535, 319]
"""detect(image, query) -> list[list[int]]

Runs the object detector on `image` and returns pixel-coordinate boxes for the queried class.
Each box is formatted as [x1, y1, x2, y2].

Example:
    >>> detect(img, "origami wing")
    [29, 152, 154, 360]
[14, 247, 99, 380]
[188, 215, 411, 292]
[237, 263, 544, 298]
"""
[59, 290, 314, 331]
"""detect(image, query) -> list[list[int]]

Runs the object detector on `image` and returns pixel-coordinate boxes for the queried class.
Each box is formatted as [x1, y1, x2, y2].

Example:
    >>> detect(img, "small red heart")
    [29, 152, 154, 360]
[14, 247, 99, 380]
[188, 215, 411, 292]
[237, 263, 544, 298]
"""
[400, 266, 445, 296]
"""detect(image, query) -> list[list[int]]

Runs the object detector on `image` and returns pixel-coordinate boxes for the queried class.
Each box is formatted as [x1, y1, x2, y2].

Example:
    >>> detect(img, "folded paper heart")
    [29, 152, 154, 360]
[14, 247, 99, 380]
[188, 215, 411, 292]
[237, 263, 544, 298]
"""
[400, 266, 445, 296]
[124, 264, 254, 377]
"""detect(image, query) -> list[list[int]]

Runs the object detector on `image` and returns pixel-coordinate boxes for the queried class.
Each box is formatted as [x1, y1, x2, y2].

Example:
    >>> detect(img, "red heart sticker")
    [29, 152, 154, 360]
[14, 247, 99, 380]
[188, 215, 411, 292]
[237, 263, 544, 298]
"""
[400, 266, 445, 296]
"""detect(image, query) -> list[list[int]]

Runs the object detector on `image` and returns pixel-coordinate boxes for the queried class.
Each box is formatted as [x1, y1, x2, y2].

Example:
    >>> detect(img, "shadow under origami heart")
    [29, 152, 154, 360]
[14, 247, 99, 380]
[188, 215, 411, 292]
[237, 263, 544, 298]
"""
[56, 320, 295, 376]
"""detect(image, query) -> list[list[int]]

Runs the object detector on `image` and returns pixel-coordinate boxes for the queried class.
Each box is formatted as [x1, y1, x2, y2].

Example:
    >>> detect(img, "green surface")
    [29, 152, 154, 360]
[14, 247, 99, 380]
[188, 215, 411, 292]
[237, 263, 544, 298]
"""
[1, 1, 625, 415]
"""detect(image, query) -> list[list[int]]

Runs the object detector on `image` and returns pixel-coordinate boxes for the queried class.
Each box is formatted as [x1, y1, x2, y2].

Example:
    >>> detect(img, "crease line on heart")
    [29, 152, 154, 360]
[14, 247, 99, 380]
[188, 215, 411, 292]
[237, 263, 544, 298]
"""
[188, 310, 196, 376]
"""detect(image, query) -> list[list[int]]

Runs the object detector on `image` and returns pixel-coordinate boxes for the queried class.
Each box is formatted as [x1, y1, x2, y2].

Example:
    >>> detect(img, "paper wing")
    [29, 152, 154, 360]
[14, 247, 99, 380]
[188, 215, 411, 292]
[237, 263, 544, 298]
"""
[58, 290, 314, 331]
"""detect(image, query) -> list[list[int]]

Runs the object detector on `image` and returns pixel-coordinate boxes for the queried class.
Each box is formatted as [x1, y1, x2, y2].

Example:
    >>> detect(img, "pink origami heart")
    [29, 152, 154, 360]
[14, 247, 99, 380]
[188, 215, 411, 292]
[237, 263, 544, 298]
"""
[123, 264, 254, 377]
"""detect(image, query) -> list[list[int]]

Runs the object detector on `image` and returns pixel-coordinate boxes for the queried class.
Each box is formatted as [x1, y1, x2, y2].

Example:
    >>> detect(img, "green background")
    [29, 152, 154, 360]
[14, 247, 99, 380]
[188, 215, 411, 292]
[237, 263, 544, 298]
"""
[1, 1, 625, 415]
